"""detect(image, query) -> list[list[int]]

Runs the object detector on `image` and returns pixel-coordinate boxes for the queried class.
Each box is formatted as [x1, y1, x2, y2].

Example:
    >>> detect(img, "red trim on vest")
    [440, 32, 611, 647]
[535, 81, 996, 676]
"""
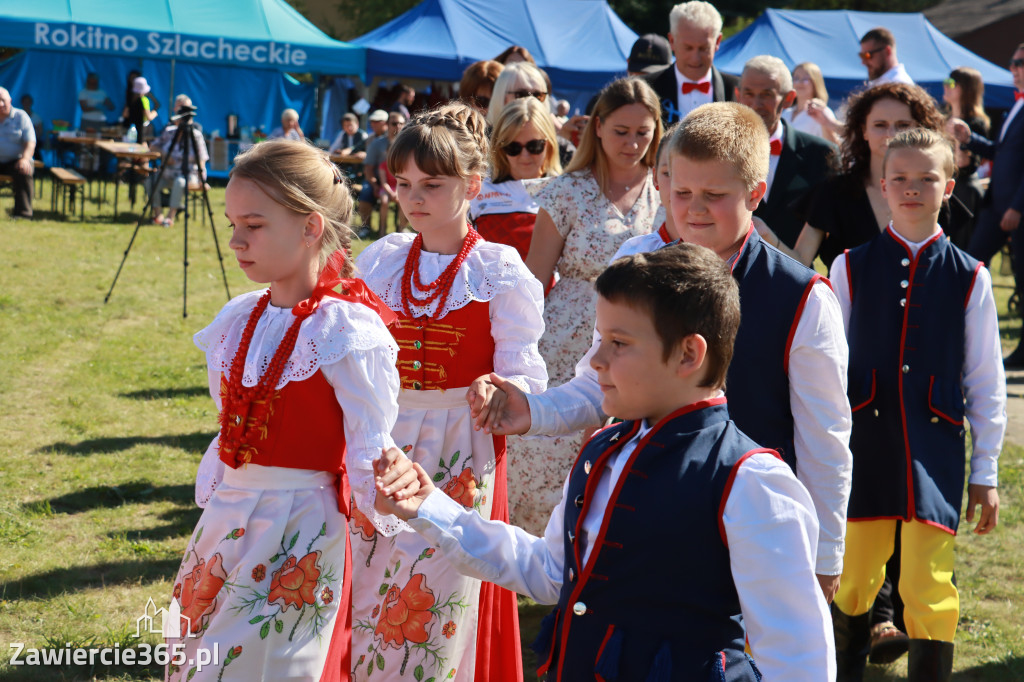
[844, 249, 853, 301]
[717, 448, 783, 546]
[657, 222, 671, 244]
[720, 651, 727, 672]
[964, 261, 983, 310]
[928, 376, 965, 426]
[887, 226, 943, 521]
[851, 370, 876, 413]
[730, 226, 756, 273]
[594, 625, 617, 682]
[916, 516, 957, 535]
[783, 274, 824, 375]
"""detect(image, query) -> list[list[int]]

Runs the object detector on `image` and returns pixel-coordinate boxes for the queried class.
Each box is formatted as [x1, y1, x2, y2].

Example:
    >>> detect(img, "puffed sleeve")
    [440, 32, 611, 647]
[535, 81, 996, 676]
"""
[321, 319, 405, 536]
[490, 271, 548, 394]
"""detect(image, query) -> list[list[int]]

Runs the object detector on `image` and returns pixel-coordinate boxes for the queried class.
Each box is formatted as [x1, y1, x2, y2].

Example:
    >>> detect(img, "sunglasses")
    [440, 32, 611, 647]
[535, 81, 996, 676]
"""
[467, 95, 491, 109]
[1011, 59, 1024, 68]
[943, 77, 957, 88]
[503, 139, 547, 156]
[509, 90, 548, 102]
[858, 46, 885, 60]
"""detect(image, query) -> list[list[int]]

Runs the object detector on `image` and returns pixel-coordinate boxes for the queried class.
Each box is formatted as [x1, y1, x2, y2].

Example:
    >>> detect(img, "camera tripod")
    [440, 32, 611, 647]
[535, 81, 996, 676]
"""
[104, 113, 231, 317]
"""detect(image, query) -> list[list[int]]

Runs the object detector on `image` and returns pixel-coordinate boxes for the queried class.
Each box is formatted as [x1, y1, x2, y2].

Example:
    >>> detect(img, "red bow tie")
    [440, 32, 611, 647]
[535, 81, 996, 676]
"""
[1016, 91, 1024, 101]
[769, 139, 783, 156]
[682, 81, 711, 95]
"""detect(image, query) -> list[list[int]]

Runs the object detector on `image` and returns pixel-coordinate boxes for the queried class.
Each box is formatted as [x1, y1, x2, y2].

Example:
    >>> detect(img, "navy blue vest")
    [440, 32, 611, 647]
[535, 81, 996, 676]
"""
[845, 229, 981, 532]
[535, 399, 766, 681]
[728, 231, 822, 470]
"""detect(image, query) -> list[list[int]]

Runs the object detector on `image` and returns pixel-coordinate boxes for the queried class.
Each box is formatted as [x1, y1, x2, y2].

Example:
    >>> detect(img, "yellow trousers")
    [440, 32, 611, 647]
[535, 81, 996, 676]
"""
[835, 519, 958, 641]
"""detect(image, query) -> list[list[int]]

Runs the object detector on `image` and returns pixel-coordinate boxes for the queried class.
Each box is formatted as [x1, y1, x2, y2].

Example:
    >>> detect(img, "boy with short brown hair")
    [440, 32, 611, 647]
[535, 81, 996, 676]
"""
[381, 243, 835, 680]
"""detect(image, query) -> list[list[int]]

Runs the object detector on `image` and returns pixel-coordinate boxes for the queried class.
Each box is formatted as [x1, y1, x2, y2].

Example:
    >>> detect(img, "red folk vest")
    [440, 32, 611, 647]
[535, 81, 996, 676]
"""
[389, 301, 494, 390]
[217, 370, 350, 513]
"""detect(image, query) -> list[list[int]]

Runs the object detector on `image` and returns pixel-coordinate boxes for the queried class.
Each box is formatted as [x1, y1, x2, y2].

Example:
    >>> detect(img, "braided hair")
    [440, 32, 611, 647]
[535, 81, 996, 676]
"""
[387, 101, 489, 180]
[230, 138, 354, 276]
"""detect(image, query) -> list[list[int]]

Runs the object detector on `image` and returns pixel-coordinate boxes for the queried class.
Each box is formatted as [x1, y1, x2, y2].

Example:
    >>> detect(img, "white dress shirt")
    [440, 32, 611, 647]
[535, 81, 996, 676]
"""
[867, 63, 914, 88]
[828, 227, 1006, 487]
[1000, 97, 1024, 142]
[526, 234, 853, 576]
[411, 419, 836, 681]
[763, 122, 785, 203]
[675, 65, 714, 120]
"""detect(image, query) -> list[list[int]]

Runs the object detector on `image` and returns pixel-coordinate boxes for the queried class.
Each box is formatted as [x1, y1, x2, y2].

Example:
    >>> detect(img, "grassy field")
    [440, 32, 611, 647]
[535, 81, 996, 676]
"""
[0, 182, 1021, 680]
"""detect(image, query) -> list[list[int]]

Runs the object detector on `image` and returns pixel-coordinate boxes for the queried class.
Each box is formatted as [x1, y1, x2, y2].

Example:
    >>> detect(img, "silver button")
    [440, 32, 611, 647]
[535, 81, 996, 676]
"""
[574, 494, 584, 508]
[902, 365, 910, 374]
[873, 409, 880, 417]
[567, 530, 574, 542]
[931, 417, 939, 423]
[572, 601, 587, 616]
[901, 258, 910, 267]
[569, 568, 575, 581]
[900, 280, 909, 289]
[584, 460, 591, 474]
[899, 298, 906, 307]
[412, 360, 422, 370]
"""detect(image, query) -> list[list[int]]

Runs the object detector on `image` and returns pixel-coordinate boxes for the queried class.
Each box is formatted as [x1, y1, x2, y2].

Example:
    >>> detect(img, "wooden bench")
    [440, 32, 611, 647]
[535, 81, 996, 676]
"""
[50, 167, 87, 221]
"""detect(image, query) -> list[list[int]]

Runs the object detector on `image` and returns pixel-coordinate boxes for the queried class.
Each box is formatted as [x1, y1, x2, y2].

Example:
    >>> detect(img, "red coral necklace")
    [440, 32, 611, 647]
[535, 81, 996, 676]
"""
[400, 228, 481, 320]
[218, 291, 306, 465]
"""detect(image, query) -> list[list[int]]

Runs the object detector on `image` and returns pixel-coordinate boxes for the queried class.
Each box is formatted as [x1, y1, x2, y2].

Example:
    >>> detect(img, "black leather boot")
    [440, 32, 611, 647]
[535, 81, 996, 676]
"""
[832, 605, 871, 682]
[907, 639, 954, 681]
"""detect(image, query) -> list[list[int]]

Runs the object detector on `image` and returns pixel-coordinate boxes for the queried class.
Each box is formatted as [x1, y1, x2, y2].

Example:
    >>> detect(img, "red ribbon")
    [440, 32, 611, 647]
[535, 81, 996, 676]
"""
[292, 250, 397, 326]
[1016, 91, 1024, 101]
[682, 81, 711, 94]
[769, 138, 783, 156]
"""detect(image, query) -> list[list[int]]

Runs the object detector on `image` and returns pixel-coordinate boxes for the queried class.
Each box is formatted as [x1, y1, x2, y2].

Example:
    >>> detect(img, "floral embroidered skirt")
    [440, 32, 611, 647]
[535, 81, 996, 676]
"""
[167, 464, 349, 681]
[349, 389, 522, 682]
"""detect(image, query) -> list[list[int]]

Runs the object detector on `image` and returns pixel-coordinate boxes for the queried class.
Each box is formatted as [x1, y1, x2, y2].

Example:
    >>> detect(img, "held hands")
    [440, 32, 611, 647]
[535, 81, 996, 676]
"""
[374, 458, 435, 521]
[373, 446, 421, 514]
[965, 484, 999, 534]
[466, 372, 532, 435]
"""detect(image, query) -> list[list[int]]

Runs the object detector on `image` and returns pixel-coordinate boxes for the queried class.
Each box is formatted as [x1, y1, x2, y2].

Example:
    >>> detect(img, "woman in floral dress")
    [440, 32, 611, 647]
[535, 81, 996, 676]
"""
[509, 77, 664, 535]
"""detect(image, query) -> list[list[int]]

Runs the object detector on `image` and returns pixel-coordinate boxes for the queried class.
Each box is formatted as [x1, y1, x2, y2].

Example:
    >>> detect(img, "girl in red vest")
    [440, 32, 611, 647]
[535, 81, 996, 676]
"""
[352, 103, 547, 681]
[169, 139, 413, 682]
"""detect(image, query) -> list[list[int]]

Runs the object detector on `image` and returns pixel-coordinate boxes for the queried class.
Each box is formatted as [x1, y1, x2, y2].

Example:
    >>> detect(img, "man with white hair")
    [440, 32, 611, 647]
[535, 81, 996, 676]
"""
[0, 87, 35, 219]
[737, 55, 837, 248]
[644, 1, 739, 125]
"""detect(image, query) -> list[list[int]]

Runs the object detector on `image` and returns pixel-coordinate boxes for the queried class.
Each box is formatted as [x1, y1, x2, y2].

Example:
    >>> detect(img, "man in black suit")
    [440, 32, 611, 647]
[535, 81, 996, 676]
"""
[736, 56, 836, 249]
[643, 1, 738, 126]
[954, 43, 1024, 366]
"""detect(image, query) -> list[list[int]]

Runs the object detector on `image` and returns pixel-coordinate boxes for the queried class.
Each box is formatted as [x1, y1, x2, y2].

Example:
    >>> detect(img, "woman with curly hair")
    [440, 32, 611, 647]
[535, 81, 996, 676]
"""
[787, 82, 968, 267]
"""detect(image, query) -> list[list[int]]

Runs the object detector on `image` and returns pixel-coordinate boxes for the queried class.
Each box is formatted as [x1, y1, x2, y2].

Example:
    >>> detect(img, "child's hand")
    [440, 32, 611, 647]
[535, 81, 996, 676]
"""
[466, 373, 531, 435]
[966, 484, 999, 534]
[374, 458, 435, 521]
[373, 447, 419, 509]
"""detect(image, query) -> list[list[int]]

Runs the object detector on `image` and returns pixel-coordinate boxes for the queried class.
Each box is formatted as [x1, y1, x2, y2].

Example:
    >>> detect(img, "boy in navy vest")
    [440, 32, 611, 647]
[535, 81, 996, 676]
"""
[472, 102, 852, 609]
[378, 243, 835, 680]
[828, 128, 1005, 682]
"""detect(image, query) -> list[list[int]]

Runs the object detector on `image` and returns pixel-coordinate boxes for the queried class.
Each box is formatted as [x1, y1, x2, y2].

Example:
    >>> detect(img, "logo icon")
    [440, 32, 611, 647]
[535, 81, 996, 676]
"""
[134, 598, 193, 639]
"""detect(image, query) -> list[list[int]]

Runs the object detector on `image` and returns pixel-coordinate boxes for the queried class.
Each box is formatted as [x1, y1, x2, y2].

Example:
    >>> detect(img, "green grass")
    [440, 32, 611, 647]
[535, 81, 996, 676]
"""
[0, 180, 1021, 680]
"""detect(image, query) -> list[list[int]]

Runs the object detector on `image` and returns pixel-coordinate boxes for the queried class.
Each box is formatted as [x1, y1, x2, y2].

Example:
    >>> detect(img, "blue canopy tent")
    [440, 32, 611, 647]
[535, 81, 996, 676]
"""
[717, 9, 1015, 109]
[351, 0, 637, 93]
[0, 0, 365, 137]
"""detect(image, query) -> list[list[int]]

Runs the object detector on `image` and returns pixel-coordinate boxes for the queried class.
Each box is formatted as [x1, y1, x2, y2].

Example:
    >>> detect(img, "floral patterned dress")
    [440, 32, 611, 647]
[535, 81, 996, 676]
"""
[353, 234, 547, 682]
[168, 291, 402, 682]
[506, 168, 663, 535]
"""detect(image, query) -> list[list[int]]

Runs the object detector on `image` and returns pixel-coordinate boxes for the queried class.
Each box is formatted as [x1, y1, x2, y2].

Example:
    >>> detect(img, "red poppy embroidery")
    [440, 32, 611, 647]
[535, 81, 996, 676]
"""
[373, 574, 436, 650]
[268, 551, 322, 612]
[443, 467, 477, 508]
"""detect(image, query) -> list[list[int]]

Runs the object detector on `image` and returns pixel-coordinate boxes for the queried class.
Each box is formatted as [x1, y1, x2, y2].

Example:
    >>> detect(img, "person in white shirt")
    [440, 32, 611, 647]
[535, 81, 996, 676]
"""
[784, 61, 839, 144]
[78, 72, 114, 128]
[383, 243, 835, 681]
[860, 27, 915, 89]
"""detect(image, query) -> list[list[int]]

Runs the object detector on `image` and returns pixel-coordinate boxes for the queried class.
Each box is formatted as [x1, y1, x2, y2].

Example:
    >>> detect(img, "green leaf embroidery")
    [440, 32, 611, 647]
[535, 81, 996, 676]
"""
[384, 567, 391, 579]
[367, 658, 374, 676]
[449, 451, 460, 467]
[319, 522, 327, 536]
[414, 664, 424, 681]
[194, 526, 204, 542]
[260, 621, 270, 639]
[269, 553, 281, 564]
[275, 619, 284, 633]
[394, 560, 401, 573]
[432, 472, 446, 482]
[379, 583, 388, 595]
[438, 457, 446, 469]
[376, 653, 385, 670]
[287, 531, 299, 550]
[186, 668, 197, 681]
[248, 615, 266, 624]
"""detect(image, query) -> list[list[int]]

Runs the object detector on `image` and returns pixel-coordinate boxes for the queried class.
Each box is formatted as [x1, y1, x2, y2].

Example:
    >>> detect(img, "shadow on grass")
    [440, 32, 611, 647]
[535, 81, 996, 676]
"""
[0, 664, 161, 681]
[28, 481, 194, 515]
[952, 657, 1024, 681]
[119, 386, 208, 401]
[518, 598, 550, 678]
[0, 557, 180, 601]
[35, 431, 216, 457]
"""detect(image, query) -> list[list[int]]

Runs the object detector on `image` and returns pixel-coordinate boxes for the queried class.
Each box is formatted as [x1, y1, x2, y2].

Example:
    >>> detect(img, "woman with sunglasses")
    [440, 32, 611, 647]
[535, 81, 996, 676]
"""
[460, 60, 504, 117]
[486, 62, 550, 128]
[469, 97, 561, 264]
[943, 67, 991, 248]
[505, 77, 663, 535]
